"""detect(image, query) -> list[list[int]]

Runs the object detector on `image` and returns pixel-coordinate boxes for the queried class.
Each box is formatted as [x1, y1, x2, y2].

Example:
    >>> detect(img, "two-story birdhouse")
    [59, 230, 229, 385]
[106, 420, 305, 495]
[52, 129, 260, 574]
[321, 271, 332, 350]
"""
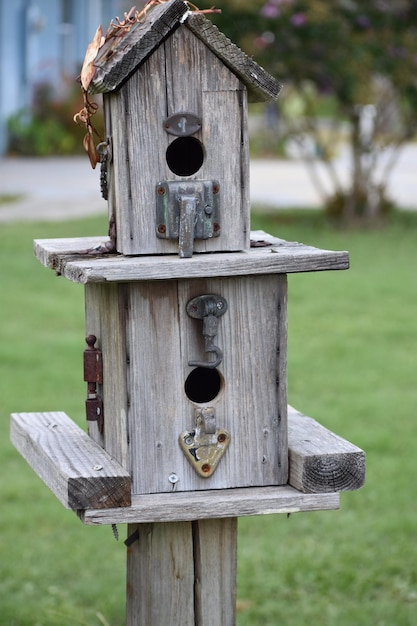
[12, 0, 363, 524]
[11, 5, 365, 621]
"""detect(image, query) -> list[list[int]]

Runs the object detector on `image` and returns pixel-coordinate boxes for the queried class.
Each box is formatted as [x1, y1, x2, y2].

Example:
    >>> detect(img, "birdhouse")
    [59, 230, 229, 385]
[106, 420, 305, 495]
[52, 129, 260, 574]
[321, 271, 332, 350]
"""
[11, 0, 365, 514]
[11, 3, 365, 621]
[90, 0, 280, 257]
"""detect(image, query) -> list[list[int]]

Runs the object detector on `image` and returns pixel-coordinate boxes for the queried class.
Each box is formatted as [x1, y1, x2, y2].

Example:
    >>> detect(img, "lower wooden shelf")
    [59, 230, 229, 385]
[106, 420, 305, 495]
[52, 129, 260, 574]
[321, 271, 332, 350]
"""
[10, 406, 364, 525]
[79, 484, 340, 525]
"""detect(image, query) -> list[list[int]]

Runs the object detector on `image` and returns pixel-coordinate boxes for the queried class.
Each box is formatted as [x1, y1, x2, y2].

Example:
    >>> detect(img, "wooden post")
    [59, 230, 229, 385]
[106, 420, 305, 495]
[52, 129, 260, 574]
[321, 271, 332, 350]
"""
[126, 519, 237, 625]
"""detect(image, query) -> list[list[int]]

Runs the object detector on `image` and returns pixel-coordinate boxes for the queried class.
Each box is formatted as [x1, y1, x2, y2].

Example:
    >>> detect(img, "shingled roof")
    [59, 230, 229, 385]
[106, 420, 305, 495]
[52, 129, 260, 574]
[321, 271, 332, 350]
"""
[90, 0, 281, 102]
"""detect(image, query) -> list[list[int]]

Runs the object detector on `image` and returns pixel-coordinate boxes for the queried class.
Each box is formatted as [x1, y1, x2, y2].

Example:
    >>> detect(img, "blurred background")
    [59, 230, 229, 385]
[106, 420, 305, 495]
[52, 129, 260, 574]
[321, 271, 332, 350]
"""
[1, 0, 417, 220]
[1, 2, 417, 625]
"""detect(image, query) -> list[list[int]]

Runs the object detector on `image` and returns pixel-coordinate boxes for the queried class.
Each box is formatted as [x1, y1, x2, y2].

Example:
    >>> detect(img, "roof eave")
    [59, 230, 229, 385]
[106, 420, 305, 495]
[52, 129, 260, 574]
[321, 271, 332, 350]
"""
[89, 0, 189, 94]
[89, 0, 281, 102]
[185, 13, 282, 102]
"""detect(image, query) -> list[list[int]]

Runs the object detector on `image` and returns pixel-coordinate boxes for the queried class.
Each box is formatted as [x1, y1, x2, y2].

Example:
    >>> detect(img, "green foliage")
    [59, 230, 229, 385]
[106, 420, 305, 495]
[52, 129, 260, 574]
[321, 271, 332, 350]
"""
[216, 1, 417, 111]
[215, 1, 417, 222]
[6, 82, 102, 157]
[1, 212, 417, 623]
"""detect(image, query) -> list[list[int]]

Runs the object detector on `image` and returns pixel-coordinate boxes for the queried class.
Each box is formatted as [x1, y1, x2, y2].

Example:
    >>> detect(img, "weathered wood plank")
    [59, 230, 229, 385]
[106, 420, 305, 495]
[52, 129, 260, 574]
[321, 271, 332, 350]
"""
[85, 284, 129, 468]
[202, 88, 249, 251]
[126, 521, 195, 626]
[115, 47, 172, 255]
[277, 275, 288, 484]
[10, 412, 131, 509]
[33, 233, 349, 283]
[287, 406, 366, 493]
[80, 485, 339, 525]
[109, 87, 136, 253]
[193, 518, 237, 625]
[126, 280, 187, 494]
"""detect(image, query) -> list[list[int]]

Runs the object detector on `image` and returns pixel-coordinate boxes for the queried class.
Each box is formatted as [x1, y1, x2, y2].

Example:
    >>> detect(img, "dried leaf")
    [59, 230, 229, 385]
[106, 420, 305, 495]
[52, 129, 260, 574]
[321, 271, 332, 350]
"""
[83, 130, 99, 169]
[80, 25, 105, 91]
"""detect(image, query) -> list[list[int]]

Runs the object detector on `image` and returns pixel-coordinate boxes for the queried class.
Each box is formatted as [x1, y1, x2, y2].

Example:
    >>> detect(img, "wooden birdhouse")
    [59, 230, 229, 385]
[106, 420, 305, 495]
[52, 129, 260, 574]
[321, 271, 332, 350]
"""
[90, 0, 280, 257]
[11, 0, 366, 517]
[11, 3, 365, 623]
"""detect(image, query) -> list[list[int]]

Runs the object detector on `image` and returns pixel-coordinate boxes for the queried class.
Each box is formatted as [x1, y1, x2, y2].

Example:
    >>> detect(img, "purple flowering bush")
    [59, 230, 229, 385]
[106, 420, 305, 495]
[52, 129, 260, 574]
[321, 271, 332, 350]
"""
[215, 0, 417, 222]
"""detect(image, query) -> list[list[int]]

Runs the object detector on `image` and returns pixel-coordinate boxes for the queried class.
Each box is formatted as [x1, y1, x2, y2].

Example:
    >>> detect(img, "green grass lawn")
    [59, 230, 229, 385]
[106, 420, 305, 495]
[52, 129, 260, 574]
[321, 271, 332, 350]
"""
[1, 211, 416, 625]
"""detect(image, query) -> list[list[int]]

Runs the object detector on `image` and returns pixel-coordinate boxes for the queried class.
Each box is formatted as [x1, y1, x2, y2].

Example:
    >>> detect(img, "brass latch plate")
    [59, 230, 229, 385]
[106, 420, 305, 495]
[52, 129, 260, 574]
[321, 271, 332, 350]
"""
[179, 407, 230, 478]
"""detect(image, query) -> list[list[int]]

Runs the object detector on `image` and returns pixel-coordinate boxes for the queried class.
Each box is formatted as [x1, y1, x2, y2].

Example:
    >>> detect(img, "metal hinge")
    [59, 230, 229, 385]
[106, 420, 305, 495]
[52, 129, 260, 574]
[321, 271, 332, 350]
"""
[83, 335, 104, 433]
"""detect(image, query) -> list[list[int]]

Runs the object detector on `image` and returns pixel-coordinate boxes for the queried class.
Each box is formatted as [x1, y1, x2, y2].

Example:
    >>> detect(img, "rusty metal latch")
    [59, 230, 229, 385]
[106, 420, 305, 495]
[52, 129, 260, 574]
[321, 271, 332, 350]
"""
[179, 407, 230, 478]
[83, 335, 104, 433]
[186, 294, 227, 369]
[156, 180, 220, 258]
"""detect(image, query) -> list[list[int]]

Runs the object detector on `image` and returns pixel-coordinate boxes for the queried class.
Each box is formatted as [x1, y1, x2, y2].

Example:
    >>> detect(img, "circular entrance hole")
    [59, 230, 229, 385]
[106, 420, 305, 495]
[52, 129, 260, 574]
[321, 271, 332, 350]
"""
[184, 367, 222, 404]
[166, 136, 204, 176]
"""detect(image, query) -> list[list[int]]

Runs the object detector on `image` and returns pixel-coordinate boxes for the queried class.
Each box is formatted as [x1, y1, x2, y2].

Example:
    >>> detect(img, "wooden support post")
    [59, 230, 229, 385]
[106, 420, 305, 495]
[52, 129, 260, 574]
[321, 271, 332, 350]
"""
[126, 519, 237, 625]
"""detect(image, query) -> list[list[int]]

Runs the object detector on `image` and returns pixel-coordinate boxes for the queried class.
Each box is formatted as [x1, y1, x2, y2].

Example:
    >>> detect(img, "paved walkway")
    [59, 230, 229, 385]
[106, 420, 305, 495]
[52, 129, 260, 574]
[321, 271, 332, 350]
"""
[0, 148, 416, 222]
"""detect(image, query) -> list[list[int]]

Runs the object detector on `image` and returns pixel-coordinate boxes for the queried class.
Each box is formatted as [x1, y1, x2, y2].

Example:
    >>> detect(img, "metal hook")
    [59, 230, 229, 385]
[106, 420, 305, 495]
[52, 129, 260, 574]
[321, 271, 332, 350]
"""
[188, 313, 223, 369]
[189, 342, 223, 369]
[186, 295, 227, 370]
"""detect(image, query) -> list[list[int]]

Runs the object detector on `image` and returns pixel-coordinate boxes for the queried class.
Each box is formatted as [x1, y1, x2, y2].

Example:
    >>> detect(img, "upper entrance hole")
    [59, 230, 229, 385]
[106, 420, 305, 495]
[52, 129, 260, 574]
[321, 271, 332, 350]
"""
[166, 137, 204, 176]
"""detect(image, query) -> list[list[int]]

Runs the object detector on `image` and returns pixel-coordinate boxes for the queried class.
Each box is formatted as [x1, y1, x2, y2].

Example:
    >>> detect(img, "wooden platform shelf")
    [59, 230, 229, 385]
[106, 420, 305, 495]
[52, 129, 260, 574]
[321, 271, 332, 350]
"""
[33, 231, 349, 284]
[10, 411, 131, 510]
[10, 406, 364, 524]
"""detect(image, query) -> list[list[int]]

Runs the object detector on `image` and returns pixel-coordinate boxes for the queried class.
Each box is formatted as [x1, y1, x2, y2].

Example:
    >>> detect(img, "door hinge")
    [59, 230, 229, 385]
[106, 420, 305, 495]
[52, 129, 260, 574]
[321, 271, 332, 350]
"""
[83, 335, 104, 433]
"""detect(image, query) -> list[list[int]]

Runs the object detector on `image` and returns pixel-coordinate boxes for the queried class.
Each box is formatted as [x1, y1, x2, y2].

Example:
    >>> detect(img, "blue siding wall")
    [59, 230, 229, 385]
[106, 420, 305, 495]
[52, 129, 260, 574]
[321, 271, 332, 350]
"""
[0, 0, 131, 155]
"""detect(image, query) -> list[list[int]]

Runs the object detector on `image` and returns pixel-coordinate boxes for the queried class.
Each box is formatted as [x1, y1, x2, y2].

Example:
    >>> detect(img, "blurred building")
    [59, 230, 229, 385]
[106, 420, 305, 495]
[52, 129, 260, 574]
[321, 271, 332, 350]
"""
[0, 0, 130, 154]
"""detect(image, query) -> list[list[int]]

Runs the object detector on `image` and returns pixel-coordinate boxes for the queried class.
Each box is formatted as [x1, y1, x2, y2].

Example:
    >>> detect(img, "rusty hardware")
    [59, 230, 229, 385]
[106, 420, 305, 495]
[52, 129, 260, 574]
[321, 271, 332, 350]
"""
[84, 334, 103, 384]
[179, 407, 230, 478]
[156, 180, 220, 258]
[83, 335, 104, 433]
[96, 139, 112, 201]
[86, 393, 104, 433]
[186, 294, 227, 369]
[125, 528, 140, 547]
[163, 112, 202, 137]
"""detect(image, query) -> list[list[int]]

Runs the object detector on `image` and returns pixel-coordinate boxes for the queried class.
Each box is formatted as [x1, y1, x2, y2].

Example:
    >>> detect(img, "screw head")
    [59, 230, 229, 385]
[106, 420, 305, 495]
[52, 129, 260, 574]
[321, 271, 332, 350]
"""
[93, 464, 103, 471]
[157, 224, 166, 234]
[217, 433, 226, 443]
[157, 186, 166, 195]
[201, 463, 211, 474]
[168, 473, 179, 484]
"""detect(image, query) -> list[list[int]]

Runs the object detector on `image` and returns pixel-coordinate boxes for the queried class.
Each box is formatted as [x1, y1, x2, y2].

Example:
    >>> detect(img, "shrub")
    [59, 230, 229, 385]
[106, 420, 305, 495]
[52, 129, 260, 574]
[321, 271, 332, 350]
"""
[7, 81, 103, 157]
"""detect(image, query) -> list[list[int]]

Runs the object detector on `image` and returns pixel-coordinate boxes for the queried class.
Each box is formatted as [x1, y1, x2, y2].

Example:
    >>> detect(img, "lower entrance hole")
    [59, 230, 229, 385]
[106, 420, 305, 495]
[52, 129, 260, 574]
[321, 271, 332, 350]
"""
[184, 367, 222, 404]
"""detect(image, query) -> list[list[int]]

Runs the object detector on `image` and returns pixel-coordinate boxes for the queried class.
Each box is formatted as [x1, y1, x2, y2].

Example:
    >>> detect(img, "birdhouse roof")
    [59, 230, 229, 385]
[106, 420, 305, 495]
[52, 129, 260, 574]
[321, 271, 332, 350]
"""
[89, 0, 281, 102]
